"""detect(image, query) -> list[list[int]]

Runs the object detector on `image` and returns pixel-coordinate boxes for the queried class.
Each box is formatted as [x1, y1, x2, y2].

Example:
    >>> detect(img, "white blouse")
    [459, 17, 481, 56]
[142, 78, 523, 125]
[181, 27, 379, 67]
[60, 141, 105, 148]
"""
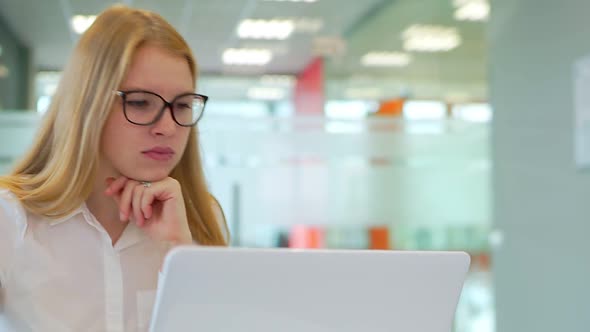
[0, 189, 220, 332]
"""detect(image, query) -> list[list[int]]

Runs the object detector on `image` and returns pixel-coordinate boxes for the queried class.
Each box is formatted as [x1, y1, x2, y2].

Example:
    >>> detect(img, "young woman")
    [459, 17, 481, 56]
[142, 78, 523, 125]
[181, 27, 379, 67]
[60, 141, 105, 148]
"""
[0, 5, 228, 331]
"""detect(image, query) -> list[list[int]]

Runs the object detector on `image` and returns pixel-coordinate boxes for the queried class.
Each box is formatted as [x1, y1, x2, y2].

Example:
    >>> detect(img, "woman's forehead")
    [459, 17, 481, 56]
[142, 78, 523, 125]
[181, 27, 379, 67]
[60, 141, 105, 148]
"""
[121, 45, 194, 96]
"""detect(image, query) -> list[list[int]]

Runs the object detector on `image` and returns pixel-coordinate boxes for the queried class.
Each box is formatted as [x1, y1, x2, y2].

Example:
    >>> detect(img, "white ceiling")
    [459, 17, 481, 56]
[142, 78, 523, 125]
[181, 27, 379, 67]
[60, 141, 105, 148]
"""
[0, 0, 488, 101]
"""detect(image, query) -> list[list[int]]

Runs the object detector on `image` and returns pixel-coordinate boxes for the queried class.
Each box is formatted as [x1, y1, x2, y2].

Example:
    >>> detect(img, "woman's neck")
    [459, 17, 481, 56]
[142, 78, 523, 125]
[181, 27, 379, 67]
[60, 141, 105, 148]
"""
[86, 169, 128, 246]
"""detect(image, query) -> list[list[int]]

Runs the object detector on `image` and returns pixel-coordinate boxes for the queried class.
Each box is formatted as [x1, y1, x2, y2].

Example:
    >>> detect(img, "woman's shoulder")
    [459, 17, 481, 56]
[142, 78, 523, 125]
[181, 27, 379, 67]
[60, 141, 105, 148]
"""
[0, 188, 28, 237]
[0, 189, 29, 283]
[0, 188, 26, 214]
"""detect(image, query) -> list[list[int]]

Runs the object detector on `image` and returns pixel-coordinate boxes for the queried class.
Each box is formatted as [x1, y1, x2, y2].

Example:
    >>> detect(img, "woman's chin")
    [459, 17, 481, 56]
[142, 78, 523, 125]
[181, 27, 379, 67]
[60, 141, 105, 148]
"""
[122, 170, 171, 183]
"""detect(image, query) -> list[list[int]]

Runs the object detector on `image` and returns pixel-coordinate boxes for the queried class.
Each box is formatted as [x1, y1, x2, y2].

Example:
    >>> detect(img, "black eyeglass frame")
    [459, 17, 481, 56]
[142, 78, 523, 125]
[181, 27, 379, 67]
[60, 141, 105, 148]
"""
[114, 90, 209, 127]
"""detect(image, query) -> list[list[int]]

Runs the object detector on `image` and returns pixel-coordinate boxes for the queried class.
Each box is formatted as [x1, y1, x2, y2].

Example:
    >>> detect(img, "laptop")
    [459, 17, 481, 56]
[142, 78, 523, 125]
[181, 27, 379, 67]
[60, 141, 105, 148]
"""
[149, 246, 470, 332]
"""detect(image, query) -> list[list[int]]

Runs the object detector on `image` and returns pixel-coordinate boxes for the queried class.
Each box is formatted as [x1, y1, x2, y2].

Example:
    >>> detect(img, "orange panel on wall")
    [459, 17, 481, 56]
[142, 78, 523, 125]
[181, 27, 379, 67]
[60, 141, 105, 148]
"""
[376, 99, 404, 116]
[369, 226, 391, 250]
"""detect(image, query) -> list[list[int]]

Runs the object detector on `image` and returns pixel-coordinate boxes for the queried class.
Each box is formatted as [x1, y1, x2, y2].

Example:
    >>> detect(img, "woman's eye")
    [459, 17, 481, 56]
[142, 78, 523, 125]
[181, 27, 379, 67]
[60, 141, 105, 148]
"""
[175, 103, 192, 110]
[126, 100, 150, 108]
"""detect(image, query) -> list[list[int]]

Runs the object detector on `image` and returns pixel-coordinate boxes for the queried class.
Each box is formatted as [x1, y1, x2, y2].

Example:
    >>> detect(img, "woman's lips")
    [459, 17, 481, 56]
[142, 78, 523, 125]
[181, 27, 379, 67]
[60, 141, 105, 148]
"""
[142, 147, 175, 161]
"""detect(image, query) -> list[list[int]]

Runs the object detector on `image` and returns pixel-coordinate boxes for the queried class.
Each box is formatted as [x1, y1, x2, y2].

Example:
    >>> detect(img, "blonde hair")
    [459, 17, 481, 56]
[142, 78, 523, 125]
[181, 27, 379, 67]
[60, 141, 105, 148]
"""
[0, 5, 228, 246]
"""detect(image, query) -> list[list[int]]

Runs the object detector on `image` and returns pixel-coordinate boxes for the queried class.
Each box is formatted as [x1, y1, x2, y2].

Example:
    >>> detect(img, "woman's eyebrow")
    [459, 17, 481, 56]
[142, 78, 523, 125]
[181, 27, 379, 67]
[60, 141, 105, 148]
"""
[117, 88, 196, 96]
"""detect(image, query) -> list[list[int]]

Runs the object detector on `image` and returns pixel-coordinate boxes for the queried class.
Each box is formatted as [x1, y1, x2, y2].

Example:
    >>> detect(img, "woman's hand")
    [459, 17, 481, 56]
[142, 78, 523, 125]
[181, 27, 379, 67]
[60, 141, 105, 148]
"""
[104, 176, 193, 245]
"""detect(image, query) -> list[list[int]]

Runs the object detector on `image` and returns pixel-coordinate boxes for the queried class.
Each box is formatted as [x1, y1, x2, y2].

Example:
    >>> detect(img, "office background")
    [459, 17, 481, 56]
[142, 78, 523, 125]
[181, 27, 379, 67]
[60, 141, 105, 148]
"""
[1, 0, 588, 331]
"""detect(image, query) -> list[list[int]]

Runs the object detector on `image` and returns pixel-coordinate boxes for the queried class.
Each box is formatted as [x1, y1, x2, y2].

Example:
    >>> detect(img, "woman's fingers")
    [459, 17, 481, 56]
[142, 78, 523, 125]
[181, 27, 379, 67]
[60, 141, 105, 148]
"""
[132, 184, 145, 226]
[105, 177, 178, 231]
[104, 176, 128, 197]
[118, 180, 138, 221]
[140, 188, 155, 221]
[103, 176, 192, 244]
[105, 176, 157, 225]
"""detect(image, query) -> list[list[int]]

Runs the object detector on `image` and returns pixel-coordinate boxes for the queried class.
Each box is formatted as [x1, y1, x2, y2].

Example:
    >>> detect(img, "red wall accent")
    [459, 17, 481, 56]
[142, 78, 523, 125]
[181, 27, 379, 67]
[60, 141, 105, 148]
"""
[294, 57, 324, 115]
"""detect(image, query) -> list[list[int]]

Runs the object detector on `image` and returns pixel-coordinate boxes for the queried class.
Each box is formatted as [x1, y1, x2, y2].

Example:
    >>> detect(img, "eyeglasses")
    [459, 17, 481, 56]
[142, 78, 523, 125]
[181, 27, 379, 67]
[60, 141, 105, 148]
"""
[114, 90, 208, 127]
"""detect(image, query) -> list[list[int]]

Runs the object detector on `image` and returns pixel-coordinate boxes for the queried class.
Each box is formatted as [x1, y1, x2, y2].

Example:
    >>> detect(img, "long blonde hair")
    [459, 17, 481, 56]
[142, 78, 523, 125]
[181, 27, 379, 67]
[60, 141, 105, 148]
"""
[0, 5, 228, 246]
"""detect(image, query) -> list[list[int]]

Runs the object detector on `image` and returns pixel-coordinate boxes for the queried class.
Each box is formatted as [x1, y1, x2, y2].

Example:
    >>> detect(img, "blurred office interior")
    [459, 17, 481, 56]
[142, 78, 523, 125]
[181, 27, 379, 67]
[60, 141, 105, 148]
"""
[0, 0, 588, 331]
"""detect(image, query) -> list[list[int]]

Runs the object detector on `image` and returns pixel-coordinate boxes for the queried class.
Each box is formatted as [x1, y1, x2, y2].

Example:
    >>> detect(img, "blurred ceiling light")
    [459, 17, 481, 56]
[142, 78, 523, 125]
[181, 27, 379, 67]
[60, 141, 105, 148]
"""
[222, 48, 273, 66]
[361, 52, 411, 67]
[247, 87, 287, 100]
[402, 24, 461, 52]
[260, 75, 296, 86]
[453, 0, 490, 21]
[402, 100, 447, 120]
[70, 15, 96, 34]
[238, 19, 294, 40]
[452, 103, 492, 122]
